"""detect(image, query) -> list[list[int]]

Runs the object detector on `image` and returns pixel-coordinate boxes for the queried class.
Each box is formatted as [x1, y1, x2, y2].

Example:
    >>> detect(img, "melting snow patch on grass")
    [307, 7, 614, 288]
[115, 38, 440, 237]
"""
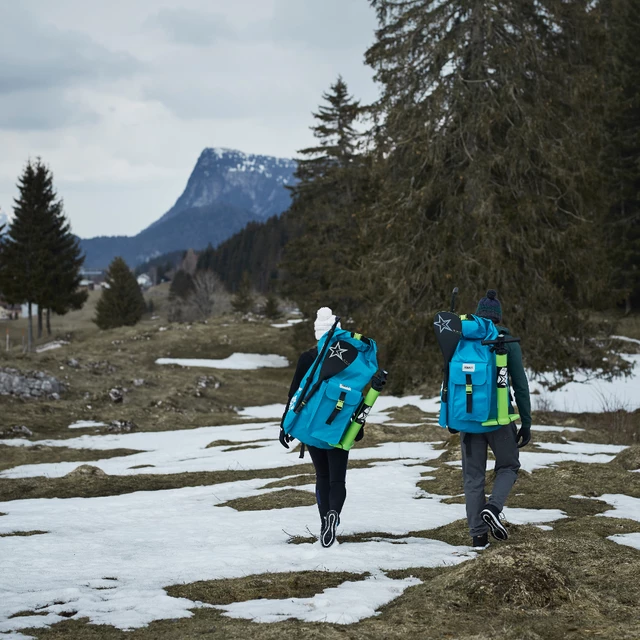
[34, 340, 69, 353]
[68, 420, 107, 430]
[531, 425, 585, 433]
[0, 462, 476, 637]
[594, 494, 640, 552]
[271, 319, 304, 329]
[216, 574, 422, 624]
[445, 440, 624, 474]
[238, 404, 286, 420]
[156, 353, 289, 370]
[530, 354, 640, 412]
[0, 424, 445, 479]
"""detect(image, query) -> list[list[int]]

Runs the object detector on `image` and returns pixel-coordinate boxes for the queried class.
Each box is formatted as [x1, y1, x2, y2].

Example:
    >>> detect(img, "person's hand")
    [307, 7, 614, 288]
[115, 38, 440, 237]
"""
[279, 427, 293, 449]
[371, 370, 387, 392]
[516, 424, 531, 448]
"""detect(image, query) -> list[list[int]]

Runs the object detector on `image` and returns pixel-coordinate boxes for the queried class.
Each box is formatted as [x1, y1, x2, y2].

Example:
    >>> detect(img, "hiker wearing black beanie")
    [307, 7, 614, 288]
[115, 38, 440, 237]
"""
[462, 290, 532, 548]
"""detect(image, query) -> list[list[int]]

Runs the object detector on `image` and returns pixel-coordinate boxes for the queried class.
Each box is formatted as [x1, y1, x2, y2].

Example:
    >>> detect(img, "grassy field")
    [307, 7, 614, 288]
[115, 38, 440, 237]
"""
[0, 289, 639, 640]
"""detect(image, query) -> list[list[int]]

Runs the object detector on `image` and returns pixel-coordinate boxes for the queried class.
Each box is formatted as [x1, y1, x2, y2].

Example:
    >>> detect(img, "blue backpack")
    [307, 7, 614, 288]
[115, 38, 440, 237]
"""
[438, 315, 502, 434]
[283, 328, 379, 449]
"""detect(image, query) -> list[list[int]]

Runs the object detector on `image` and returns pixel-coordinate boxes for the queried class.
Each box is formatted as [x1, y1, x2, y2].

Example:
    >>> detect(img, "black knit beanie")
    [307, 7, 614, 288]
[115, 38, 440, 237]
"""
[475, 289, 502, 324]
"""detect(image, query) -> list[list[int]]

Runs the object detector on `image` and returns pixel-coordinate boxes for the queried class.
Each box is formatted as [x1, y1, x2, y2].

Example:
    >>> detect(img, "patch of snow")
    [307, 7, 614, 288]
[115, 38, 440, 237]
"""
[35, 340, 69, 353]
[611, 335, 640, 347]
[531, 425, 585, 433]
[445, 441, 622, 474]
[271, 319, 305, 329]
[529, 354, 640, 412]
[68, 421, 107, 430]
[0, 424, 445, 479]
[156, 354, 289, 370]
[534, 442, 627, 455]
[238, 404, 286, 420]
[216, 574, 422, 624]
[592, 494, 640, 552]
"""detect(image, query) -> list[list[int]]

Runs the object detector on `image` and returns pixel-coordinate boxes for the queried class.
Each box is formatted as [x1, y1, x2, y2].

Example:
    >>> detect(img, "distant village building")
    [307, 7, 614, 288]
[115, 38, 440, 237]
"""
[0, 300, 21, 320]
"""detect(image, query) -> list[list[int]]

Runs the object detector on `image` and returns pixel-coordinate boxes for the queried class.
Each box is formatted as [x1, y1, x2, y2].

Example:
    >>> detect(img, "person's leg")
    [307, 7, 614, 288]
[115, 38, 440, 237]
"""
[460, 431, 489, 538]
[326, 447, 350, 515]
[486, 422, 520, 511]
[318, 448, 349, 547]
[307, 446, 330, 522]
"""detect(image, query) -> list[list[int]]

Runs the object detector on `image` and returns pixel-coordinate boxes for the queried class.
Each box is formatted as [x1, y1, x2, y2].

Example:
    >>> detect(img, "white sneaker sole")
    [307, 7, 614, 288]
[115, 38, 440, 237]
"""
[481, 509, 509, 541]
[321, 511, 338, 548]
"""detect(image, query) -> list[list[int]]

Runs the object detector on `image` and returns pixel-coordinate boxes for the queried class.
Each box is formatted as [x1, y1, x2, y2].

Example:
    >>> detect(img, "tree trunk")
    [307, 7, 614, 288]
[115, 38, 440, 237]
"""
[37, 305, 43, 339]
[27, 302, 33, 352]
[46, 308, 52, 336]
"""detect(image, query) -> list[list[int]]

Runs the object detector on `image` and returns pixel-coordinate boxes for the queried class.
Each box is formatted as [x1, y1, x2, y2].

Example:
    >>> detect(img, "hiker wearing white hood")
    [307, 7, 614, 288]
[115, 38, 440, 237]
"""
[279, 307, 363, 547]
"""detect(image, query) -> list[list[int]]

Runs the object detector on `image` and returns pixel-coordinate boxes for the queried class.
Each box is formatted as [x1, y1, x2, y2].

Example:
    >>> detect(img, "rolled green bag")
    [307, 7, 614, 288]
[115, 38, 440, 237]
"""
[331, 370, 387, 451]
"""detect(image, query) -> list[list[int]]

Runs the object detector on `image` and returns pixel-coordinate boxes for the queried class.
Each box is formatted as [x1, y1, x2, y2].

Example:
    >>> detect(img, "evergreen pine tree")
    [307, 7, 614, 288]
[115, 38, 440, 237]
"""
[280, 76, 371, 319]
[231, 272, 255, 314]
[94, 257, 146, 329]
[0, 159, 86, 348]
[40, 198, 88, 335]
[362, 0, 618, 389]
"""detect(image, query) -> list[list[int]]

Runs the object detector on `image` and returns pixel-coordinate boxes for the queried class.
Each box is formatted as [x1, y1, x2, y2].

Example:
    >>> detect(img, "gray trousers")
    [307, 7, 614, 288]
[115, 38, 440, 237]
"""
[460, 423, 520, 537]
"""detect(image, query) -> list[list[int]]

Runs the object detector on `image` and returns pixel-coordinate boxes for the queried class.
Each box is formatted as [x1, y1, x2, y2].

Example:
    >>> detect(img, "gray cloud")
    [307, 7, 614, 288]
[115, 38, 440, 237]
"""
[0, 90, 98, 130]
[150, 8, 236, 46]
[0, 4, 140, 129]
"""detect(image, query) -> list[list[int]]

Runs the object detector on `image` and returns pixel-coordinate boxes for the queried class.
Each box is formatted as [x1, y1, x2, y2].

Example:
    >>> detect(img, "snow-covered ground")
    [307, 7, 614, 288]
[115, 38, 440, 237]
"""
[156, 353, 289, 370]
[0, 455, 569, 638]
[1, 354, 639, 638]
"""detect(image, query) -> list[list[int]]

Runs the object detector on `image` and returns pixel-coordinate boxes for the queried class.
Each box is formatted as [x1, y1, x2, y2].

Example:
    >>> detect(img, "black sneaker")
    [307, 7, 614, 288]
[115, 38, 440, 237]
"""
[481, 504, 509, 541]
[321, 510, 339, 548]
[472, 533, 489, 548]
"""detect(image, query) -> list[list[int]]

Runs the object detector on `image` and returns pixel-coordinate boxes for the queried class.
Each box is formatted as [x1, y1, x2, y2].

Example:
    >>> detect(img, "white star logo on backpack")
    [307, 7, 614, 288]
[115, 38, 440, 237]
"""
[329, 342, 349, 362]
[434, 314, 453, 333]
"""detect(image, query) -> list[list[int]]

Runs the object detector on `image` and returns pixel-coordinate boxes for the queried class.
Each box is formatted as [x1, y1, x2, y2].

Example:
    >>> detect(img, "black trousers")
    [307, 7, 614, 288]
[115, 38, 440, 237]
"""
[307, 446, 350, 521]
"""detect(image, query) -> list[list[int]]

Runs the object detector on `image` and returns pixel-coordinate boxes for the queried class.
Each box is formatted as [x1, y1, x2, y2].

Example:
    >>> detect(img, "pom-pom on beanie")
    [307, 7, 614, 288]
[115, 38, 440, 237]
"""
[475, 289, 502, 324]
[314, 307, 339, 341]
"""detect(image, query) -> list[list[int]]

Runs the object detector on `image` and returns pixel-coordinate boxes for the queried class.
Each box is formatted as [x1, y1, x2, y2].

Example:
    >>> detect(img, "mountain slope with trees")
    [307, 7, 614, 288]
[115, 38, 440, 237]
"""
[80, 149, 296, 269]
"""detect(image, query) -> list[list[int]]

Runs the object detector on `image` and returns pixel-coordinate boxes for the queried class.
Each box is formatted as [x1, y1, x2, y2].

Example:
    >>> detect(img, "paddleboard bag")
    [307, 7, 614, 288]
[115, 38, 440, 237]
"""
[282, 317, 384, 451]
[434, 291, 521, 433]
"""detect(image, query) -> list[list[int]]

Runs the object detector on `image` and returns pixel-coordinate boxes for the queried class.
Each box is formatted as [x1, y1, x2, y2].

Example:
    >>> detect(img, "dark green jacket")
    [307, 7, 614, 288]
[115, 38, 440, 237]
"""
[497, 326, 532, 429]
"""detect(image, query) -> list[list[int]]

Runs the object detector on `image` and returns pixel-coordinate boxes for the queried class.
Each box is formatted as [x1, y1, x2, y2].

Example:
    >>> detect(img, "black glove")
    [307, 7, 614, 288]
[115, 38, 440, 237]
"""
[371, 370, 387, 392]
[355, 425, 365, 442]
[516, 424, 531, 449]
[279, 427, 293, 449]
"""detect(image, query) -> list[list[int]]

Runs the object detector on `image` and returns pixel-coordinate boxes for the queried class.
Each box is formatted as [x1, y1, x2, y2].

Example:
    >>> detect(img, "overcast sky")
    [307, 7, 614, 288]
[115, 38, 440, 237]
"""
[0, 1, 379, 238]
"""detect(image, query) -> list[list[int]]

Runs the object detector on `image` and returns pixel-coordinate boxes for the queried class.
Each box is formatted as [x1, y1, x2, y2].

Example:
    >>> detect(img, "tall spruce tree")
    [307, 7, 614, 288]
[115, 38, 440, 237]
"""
[94, 257, 146, 330]
[0, 159, 86, 349]
[601, 0, 640, 313]
[281, 77, 371, 319]
[362, 0, 618, 390]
